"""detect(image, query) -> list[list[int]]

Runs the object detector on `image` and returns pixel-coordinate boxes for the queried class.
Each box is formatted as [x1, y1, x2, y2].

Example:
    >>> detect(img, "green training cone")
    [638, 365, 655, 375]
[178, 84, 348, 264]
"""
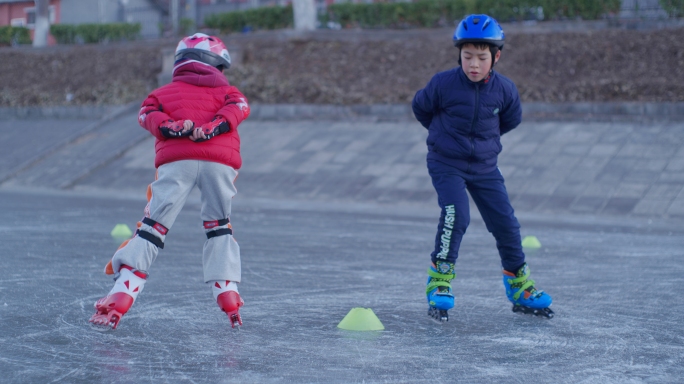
[111, 224, 133, 239]
[337, 308, 384, 331]
[522, 235, 542, 249]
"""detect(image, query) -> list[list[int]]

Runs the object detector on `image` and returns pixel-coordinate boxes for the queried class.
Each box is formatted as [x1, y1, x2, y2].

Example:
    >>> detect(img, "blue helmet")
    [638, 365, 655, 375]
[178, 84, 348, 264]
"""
[453, 14, 505, 50]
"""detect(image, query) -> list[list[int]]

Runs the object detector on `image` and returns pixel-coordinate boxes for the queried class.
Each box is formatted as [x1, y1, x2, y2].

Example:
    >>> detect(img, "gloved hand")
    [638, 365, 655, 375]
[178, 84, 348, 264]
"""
[159, 119, 194, 138]
[192, 116, 230, 142]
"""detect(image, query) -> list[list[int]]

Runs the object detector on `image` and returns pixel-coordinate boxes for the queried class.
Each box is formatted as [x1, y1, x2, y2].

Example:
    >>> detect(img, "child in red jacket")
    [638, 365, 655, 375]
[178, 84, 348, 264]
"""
[90, 33, 250, 331]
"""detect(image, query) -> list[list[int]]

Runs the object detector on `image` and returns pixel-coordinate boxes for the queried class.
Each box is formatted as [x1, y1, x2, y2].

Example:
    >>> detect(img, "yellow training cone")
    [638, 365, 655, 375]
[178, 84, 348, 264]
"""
[522, 235, 542, 249]
[337, 308, 384, 331]
[111, 224, 133, 239]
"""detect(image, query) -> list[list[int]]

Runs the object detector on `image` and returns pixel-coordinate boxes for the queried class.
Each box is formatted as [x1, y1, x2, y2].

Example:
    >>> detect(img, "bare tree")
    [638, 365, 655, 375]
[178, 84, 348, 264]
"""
[33, 0, 50, 47]
[293, 0, 316, 31]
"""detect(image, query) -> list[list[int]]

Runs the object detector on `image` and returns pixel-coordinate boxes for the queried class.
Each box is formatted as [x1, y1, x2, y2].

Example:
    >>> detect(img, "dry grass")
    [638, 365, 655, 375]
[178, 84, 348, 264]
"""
[1, 27, 682, 106]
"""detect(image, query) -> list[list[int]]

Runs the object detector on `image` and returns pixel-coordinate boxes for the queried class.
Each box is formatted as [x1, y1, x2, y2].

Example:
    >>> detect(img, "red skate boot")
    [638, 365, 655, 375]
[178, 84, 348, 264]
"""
[212, 280, 244, 328]
[89, 265, 147, 331]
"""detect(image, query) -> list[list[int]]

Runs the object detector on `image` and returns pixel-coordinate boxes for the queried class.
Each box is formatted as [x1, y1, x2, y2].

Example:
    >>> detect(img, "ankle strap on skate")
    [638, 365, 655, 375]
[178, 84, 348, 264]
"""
[204, 219, 232, 239]
[426, 268, 455, 294]
[506, 267, 536, 301]
[117, 265, 148, 280]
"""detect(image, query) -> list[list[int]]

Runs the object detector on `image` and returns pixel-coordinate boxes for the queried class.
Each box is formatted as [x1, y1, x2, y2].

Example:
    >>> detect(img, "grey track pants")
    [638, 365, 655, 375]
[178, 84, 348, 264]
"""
[111, 160, 241, 283]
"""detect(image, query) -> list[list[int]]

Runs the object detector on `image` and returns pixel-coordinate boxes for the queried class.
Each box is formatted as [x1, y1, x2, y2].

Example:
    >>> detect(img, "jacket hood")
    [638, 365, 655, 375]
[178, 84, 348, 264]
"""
[172, 60, 230, 88]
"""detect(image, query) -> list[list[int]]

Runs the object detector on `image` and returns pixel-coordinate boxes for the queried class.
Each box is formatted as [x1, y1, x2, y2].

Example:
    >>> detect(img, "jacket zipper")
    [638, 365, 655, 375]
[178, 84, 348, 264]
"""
[467, 83, 480, 173]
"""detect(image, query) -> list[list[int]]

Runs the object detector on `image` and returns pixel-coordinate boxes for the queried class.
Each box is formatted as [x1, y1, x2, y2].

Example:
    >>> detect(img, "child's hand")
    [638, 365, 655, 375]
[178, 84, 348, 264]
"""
[191, 116, 230, 142]
[181, 119, 194, 132]
[190, 127, 207, 142]
[159, 119, 194, 138]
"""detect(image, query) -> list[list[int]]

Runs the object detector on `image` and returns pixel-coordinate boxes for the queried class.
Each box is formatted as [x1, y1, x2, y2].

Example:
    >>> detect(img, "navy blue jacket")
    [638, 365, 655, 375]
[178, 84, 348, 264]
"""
[412, 67, 522, 174]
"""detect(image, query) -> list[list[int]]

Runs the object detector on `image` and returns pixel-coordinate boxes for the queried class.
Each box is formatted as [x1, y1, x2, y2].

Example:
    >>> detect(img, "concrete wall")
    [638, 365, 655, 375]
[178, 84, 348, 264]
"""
[58, 0, 161, 38]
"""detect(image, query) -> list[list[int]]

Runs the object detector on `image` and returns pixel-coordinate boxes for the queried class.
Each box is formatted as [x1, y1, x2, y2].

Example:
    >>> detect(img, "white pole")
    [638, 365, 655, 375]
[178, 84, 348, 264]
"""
[32, 0, 49, 48]
[171, 0, 180, 36]
[293, 0, 316, 31]
[186, 0, 197, 30]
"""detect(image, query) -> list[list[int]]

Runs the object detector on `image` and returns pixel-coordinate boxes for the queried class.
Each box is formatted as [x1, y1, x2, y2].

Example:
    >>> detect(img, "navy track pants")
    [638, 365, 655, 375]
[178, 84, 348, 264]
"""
[428, 160, 525, 272]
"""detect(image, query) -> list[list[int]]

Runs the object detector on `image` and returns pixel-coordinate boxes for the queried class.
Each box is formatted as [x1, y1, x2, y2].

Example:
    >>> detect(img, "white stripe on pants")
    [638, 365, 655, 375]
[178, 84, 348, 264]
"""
[111, 160, 241, 283]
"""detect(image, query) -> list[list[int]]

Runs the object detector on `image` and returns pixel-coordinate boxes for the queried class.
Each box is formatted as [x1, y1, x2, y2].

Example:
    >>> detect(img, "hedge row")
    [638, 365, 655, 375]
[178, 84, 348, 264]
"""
[204, 5, 293, 33]
[50, 23, 141, 44]
[660, 0, 684, 17]
[325, 0, 623, 29]
[0, 26, 31, 46]
[205, 0, 621, 33]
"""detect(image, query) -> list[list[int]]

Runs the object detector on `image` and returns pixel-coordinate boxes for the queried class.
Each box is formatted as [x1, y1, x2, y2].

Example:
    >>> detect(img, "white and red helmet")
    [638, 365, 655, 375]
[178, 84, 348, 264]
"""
[175, 33, 231, 70]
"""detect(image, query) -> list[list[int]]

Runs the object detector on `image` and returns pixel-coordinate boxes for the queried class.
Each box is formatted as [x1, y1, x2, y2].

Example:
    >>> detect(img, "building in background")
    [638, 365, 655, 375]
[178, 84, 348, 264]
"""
[0, 0, 59, 28]
[0, 0, 166, 39]
[0, 0, 676, 44]
[0, 0, 60, 44]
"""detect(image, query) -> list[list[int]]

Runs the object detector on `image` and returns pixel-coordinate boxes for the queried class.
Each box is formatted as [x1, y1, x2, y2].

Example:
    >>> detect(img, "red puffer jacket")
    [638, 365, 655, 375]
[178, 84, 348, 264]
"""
[138, 60, 250, 169]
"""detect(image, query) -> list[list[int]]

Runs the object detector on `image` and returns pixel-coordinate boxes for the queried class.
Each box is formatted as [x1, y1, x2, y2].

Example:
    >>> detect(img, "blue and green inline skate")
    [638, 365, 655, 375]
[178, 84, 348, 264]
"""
[426, 261, 455, 322]
[503, 263, 554, 318]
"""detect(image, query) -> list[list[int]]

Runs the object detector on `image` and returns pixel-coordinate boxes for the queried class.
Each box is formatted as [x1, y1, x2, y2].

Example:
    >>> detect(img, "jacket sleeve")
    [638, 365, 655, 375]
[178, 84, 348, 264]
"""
[412, 75, 440, 129]
[138, 93, 172, 141]
[215, 87, 250, 130]
[499, 82, 522, 136]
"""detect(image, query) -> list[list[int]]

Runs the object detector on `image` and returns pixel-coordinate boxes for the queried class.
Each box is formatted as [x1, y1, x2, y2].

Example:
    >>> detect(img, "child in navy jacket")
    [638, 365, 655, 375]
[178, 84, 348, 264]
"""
[412, 15, 553, 321]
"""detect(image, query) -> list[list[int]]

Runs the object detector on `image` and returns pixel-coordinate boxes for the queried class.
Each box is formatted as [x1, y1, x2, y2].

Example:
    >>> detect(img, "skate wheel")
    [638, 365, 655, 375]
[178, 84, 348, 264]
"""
[428, 307, 448, 323]
[511, 305, 554, 319]
[229, 313, 242, 329]
[89, 321, 115, 332]
[89, 311, 122, 331]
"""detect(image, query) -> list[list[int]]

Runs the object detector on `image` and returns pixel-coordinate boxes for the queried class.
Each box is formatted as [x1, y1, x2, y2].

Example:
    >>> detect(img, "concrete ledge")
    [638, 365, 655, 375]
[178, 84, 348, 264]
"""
[2, 102, 683, 121]
[0, 103, 138, 120]
[523, 102, 684, 118]
[0, 102, 140, 186]
[248, 104, 412, 121]
[248, 102, 684, 121]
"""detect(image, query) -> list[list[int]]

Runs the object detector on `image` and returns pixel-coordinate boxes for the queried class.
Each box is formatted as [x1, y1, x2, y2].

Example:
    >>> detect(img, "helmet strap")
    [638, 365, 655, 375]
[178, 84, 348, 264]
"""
[489, 46, 500, 70]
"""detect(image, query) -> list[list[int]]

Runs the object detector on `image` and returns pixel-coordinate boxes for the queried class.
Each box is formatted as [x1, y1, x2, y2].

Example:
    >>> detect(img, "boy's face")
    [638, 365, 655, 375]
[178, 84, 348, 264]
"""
[460, 44, 501, 82]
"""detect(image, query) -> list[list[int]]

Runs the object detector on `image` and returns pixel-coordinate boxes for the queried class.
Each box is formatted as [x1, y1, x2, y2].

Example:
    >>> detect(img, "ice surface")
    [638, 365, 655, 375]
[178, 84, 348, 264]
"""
[0, 190, 683, 383]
